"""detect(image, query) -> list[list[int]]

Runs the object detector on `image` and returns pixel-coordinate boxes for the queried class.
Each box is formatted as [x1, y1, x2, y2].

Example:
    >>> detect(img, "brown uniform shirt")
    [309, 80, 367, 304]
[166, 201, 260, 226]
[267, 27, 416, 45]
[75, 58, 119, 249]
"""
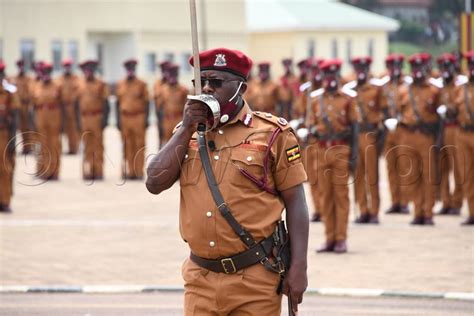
[250, 80, 280, 113]
[278, 74, 297, 104]
[309, 89, 359, 135]
[153, 79, 166, 110]
[116, 78, 149, 114]
[161, 84, 188, 119]
[57, 74, 80, 106]
[398, 81, 441, 125]
[355, 82, 384, 125]
[0, 86, 18, 128]
[380, 78, 403, 118]
[455, 82, 474, 125]
[77, 78, 109, 114]
[31, 81, 62, 108]
[179, 103, 307, 259]
[294, 82, 321, 120]
[12, 74, 31, 105]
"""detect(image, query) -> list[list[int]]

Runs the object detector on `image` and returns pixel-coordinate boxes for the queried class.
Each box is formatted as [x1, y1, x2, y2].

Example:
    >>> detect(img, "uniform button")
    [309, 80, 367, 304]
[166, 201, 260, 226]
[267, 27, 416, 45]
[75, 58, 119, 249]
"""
[209, 241, 216, 247]
[246, 156, 252, 162]
[213, 155, 219, 160]
[218, 130, 224, 135]
[185, 154, 189, 159]
[206, 211, 212, 217]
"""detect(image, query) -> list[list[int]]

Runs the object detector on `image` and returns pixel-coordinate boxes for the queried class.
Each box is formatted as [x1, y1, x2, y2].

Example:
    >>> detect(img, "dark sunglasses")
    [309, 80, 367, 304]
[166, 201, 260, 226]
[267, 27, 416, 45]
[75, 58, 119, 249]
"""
[192, 78, 241, 89]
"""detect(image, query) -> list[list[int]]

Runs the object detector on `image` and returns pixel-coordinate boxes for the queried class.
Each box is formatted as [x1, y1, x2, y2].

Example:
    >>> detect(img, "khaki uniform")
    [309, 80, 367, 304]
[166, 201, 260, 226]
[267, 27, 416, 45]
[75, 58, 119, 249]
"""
[438, 82, 463, 210]
[454, 82, 474, 219]
[77, 78, 109, 179]
[159, 83, 187, 145]
[277, 74, 298, 119]
[398, 82, 441, 219]
[117, 77, 149, 179]
[381, 78, 405, 209]
[309, 89, 359, 242]
[13, 74, 35, 153]
[179, 103, 307, 315]
[249, 80, 280, 114]
[354, 82, 384, 218]
[57, 74, 80, 154]
[153, 79, 166, 145]
[31, 81, 63, 179]
[0, 86, 18, 206]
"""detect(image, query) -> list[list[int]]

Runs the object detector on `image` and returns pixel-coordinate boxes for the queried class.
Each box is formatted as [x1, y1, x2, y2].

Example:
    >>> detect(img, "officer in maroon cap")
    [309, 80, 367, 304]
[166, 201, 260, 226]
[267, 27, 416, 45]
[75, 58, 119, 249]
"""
[76, 60, 109, 180]
[348, 56, 384, 224]
[30, 62, 63, 180]
[57, 59, 81, 154]
[116, 59, 149, 180]
[309, 59, 360, 253]
[250, 61, 281, 114]
[146, 47, 309, 315]
[12, 59, 35, 154]
[277, 58, 297, 120]
[436, 53, 463, 216]
[452, 52, 474, 225]
[397, 53, 442, 225]
[381, 53, 411, 215]
[153, 60, 171, 146]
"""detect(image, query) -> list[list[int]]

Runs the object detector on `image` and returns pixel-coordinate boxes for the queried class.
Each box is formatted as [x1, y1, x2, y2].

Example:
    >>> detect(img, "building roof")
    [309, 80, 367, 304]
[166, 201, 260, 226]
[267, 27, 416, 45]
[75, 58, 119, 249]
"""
[246, 0, 400, 33]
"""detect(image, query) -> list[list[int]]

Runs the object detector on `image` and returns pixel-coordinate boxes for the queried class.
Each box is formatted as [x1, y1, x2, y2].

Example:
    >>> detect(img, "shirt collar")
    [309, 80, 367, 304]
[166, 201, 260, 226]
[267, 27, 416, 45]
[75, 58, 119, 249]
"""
[226, 101, 253, 128]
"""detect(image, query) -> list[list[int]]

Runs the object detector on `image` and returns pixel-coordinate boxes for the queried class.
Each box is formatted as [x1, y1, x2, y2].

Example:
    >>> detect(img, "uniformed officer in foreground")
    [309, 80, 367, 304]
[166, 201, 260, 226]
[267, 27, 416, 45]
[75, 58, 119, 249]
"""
[310, 59, 359, 253]
[146, 47, 309, 315]
[397, 53, 442, 225]
[117, 59, 149, 180]
[77, 60, 109, 180]
[0, 61, 18, 213]
[454, 51, 474, 225]
[57, 59, 80, 154]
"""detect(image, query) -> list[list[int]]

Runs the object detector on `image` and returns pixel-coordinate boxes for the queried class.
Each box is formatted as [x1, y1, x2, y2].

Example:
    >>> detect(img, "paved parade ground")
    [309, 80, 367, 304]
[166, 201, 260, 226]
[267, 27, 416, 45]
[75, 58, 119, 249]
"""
[1, 126, 473, 314]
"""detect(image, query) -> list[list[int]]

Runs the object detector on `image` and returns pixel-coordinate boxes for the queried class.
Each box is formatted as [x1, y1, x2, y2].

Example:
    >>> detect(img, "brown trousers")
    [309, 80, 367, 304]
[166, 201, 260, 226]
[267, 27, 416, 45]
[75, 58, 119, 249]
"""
[456, 129, 474, 217]
[304, 142, 321, 216]
[183, 258, 281, 315]
[315, 144, 350, 242]
[384, 128, 404, 206]
[81, 115, 104, 178]
[399, 128, 437, 218]
[19, 103, 35, 152]
[36, 109, 62, 179]
[121, 114, 146, 178]
[0, 130, 13, 205]
[355, 132, 380, 216]
[439, 126, 463, 209]
[63, 103, 80, 154]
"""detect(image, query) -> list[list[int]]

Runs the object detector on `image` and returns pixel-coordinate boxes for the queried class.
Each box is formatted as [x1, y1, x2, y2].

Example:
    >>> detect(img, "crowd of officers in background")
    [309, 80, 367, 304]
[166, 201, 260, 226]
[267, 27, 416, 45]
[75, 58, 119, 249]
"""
[0, 51, 473, 249]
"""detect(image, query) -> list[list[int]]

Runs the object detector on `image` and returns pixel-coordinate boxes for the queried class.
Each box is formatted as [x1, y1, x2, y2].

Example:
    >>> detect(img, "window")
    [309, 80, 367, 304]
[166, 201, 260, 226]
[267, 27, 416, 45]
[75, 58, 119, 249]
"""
[346, 39, 352, 62]
[164, 52, 174, 63]
[331, 39, 338, 58]
[20, 39, 35, 72]
[68, 41, 79, 67]
[52, 40, 62, 71]
[307, 39, 315, 58]
[145, 52, 157, 74]
[368, 38, 374, 58]
[181, 52, 192, 73]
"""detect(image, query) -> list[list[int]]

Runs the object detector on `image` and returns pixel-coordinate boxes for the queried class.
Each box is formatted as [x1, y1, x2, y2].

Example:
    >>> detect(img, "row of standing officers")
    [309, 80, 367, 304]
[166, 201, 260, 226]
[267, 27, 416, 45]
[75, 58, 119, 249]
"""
[1, 52, 473, 251]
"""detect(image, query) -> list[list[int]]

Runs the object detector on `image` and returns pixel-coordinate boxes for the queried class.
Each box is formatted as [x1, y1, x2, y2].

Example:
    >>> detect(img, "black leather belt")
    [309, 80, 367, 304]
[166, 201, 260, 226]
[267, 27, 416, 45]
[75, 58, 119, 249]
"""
[190, 235, 275, 274]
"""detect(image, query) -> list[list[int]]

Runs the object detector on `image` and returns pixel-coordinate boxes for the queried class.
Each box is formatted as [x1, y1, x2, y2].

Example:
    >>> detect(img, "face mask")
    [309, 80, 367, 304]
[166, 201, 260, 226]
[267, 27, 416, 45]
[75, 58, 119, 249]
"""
[215, 81, 244, 125]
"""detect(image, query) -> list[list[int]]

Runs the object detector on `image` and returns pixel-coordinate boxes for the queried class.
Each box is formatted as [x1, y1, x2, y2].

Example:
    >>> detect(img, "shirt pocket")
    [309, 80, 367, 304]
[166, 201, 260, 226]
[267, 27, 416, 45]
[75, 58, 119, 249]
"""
[229, 146, 267, 190]
[180, 148, 202, 186]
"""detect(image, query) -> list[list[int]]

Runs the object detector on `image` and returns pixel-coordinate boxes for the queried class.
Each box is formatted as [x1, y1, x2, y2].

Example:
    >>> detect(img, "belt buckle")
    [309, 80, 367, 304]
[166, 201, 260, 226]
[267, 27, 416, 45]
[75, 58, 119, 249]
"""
[221, 258, 237, 274]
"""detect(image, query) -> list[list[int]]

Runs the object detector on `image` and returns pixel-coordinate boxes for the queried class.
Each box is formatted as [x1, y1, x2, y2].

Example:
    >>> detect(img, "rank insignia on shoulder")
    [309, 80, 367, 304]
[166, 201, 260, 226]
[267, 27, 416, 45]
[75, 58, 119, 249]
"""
[286, 145, 301, 162]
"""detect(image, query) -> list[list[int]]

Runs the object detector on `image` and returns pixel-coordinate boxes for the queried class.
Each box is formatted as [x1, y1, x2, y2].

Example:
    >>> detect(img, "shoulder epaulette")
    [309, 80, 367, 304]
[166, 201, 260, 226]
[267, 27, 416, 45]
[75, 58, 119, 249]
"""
[455, 75, 469, 87]
[341, 86, 358, 98]
[342, 80, 357, 91]
[428, 77, 444, 89]
[309, 87, 325, 98]
[2, 79, 17, 94]
[252, 111, 291, 130]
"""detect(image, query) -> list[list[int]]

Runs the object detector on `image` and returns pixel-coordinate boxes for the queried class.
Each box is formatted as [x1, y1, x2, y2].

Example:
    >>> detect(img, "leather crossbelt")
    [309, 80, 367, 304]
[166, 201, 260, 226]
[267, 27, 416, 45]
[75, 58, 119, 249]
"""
[190, 235, 274, 274]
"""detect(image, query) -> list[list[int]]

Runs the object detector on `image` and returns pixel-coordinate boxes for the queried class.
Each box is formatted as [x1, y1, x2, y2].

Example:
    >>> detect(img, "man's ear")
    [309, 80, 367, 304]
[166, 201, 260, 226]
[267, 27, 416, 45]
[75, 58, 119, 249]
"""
[239, 82, 248, 95]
